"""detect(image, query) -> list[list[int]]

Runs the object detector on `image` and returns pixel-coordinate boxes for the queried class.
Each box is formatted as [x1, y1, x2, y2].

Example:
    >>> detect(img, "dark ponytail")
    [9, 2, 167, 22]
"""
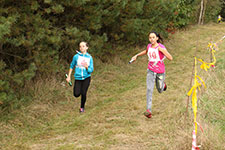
[149, 31, 163, 43]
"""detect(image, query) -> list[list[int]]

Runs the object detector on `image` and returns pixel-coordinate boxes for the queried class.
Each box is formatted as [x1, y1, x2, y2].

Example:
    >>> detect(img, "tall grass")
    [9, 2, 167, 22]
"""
[0, 23, 225, 150]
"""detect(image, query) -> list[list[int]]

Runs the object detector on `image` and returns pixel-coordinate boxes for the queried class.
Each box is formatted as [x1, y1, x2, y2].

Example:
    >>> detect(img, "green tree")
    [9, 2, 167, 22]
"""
[0, 0, 223, 113]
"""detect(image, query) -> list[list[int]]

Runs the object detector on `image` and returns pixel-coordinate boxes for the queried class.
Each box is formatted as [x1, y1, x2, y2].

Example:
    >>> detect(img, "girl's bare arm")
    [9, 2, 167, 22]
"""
[131, 50, 147, 61]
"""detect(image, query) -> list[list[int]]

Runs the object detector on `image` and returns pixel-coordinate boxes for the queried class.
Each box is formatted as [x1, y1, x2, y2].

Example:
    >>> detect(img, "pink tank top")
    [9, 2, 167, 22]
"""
[146, 43, 166, 73]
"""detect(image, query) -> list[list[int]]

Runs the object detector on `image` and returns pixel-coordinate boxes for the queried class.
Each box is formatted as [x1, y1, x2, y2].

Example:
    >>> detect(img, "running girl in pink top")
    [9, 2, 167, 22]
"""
[131, 31, 173, 118]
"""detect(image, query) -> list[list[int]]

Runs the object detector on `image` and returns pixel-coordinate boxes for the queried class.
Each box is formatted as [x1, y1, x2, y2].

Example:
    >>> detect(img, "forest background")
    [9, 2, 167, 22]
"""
[0, 0, 224, 116]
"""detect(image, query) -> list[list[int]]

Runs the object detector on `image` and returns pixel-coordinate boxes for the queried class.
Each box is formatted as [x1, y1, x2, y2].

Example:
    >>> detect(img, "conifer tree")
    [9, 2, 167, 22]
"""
[0, 0, 223, 112]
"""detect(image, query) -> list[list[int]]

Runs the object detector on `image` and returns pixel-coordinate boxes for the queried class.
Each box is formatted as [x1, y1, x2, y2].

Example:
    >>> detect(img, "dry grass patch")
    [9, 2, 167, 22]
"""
[0, 23, 225, 150]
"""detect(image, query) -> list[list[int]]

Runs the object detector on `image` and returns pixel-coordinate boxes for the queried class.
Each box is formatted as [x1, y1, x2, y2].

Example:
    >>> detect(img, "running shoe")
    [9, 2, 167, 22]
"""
[79, 108, 84, 113]
[144, 109, 152, 118]
[163, 82, 167, 91]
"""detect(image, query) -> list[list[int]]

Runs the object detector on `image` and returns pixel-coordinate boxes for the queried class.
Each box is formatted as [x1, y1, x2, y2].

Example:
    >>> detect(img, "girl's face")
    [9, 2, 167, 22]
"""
[149, 33, 158, 45]
[79, 42, 88, 53]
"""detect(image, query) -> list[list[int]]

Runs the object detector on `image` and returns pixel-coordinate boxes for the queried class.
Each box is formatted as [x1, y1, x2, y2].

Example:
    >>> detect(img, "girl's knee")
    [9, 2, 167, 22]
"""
[74, 93, 80, 97]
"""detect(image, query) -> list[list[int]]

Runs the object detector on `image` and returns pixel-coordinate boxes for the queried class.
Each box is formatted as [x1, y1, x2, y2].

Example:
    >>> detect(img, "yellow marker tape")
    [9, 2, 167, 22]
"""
[208, 43, 212, 48]
[187, 58, 198, 134]
[187, 80, 201, 96]
[188, 37, 224, 145]
[198, 59, 210, 71]
[196, 75, 206, 88]
[187, 57, 207, 135]
[211, 49, 216, 64]
[187, 75, 206, 97]
[197, 43, 217, 70]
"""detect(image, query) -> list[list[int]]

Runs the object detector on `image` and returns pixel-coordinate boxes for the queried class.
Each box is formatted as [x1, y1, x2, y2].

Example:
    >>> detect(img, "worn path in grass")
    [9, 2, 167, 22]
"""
[1, 23, 225, 150]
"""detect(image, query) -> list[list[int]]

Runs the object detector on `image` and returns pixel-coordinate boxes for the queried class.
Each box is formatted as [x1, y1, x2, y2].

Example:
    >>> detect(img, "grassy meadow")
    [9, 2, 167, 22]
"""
[0, 23, 225, 150]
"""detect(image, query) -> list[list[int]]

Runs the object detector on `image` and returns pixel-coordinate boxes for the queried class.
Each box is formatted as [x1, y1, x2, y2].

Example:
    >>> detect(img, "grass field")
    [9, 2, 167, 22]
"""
[0, 23, 225, 150]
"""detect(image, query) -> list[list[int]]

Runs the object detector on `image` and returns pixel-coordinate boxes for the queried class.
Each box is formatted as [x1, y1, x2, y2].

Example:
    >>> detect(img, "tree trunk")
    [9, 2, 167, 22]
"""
[201, 0, 207, 25]
[198, 0, 204, 24]
[198, 0, 207, 25]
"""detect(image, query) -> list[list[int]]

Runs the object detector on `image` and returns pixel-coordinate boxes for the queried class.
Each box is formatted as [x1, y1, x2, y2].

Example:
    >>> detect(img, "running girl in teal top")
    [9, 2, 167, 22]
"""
[66, 41, 94, 113]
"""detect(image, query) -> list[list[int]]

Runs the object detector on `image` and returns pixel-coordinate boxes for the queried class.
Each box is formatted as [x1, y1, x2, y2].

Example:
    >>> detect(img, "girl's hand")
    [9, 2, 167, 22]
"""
[129, 50, 146, 63]
[131, 55, 138, 61]
[85, 64, 88, 70]
[83, 62, 89, 69]
[66, 76, 71, 83]
[81, 60, 89, 69]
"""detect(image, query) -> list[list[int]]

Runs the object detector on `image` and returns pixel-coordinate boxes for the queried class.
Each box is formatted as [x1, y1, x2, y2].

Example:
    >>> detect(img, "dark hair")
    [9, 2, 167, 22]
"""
[149, 31, 163, 43]
[79, 41, 89, 47]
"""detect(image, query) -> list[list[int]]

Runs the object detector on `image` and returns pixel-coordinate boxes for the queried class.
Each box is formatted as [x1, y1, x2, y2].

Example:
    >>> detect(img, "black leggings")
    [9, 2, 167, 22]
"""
[73, 77, 91, 109]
